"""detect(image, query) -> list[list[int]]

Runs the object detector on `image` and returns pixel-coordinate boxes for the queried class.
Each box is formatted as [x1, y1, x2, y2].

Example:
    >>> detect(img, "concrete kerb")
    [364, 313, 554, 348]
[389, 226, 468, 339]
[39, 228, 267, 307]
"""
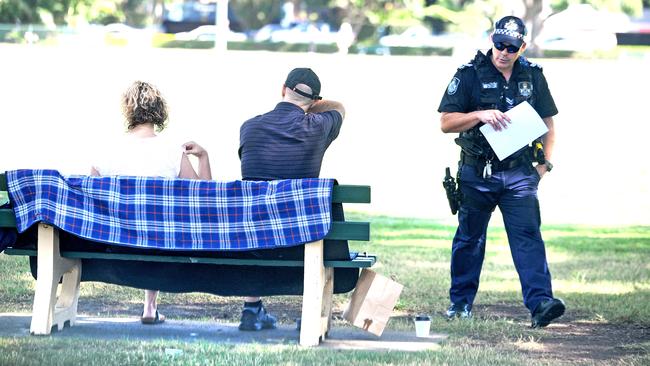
[0, 313, 446, 352]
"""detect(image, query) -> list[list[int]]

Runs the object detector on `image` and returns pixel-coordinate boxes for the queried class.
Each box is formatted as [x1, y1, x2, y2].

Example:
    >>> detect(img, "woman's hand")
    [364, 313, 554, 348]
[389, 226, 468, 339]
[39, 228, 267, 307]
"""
[181, 141, 212, 180]
[182, 141, 207, 158]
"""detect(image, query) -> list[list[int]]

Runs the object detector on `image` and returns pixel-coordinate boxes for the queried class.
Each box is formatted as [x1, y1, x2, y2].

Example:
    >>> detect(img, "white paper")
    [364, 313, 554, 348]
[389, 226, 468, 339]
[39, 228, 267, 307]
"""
[479, 101, 548, 161]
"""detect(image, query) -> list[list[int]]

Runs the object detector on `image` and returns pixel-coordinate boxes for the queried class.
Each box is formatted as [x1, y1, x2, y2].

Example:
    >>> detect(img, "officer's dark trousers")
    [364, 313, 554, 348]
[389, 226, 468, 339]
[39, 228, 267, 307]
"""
[450, 163, 554, 314]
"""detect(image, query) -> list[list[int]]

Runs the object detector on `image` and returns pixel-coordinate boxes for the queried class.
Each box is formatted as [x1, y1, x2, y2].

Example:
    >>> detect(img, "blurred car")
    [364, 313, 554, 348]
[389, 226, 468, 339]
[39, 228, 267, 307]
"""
[175, 25, 248, 42]
[102, 23, 152, 46]
[616, 9, 650, 46]
[254, 22, 337, 44]
[103, 23, 140, 38]
[253, 24, 284, 42]
[630, 9, 650, 33]
[379, 26, 477, 49]
[162, 1, 243, 33]
[537, 4, 632, 51]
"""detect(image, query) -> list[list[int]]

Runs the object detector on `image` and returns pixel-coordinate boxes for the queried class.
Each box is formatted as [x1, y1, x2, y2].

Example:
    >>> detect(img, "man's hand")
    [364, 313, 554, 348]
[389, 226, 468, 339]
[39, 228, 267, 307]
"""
[307, 100, 345, 119]
[476, 109, 510, 131]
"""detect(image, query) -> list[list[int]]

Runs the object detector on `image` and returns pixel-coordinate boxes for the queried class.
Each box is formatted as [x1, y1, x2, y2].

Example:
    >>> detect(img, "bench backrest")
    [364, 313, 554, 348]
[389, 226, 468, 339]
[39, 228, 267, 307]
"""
[0, 174, 14, 228]
[0, 173, 369, 241]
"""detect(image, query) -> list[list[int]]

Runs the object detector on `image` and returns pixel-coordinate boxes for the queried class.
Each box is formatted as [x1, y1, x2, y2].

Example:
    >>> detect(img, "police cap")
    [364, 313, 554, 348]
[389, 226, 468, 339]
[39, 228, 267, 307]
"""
[493, 16, 527, 48]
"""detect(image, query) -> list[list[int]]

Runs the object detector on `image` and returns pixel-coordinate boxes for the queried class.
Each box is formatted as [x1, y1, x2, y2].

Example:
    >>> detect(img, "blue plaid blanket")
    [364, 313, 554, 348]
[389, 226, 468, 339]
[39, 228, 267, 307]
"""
[6, 170, 334, 251]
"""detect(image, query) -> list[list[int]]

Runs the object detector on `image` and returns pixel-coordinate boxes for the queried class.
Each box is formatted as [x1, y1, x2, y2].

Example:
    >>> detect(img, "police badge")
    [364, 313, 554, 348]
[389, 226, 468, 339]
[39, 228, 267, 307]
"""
[447, 77, 460, 95]
[505, 19, 519, 32]
[518, 81, 533, 98]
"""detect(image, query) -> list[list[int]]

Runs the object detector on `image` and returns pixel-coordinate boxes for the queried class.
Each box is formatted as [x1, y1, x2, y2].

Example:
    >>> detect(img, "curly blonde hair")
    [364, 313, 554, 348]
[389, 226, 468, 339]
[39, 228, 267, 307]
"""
[121, 81, 168, 131]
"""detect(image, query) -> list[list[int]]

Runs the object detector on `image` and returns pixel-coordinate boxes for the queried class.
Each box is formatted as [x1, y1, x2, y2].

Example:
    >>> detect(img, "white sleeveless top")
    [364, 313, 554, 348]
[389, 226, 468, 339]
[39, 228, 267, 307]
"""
[92, 134, 181, 178]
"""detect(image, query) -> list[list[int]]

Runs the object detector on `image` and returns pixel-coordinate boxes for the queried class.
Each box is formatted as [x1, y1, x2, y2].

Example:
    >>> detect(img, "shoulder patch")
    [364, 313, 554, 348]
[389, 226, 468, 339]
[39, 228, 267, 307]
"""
[447, 77, 460, 95]
[457, 63, 473, 70]
[529, 62, 543, 71]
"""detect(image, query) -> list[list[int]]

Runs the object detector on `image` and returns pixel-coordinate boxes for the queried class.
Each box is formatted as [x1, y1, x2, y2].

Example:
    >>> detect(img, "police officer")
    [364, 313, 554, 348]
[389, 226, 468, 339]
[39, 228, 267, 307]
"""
[437, 16, 565, 328]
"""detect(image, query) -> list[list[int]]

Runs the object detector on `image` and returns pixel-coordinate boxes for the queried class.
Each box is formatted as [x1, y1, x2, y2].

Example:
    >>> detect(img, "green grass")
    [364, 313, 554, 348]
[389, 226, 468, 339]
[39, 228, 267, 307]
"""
[1, 214, 649, 365]
[349, 215, 650, 321]
[0, 337, 536, 366]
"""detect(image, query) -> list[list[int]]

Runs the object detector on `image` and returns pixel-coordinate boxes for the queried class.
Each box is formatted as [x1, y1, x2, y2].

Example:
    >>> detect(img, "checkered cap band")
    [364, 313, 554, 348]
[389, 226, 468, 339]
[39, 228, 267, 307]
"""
[493, 28, 524, 40]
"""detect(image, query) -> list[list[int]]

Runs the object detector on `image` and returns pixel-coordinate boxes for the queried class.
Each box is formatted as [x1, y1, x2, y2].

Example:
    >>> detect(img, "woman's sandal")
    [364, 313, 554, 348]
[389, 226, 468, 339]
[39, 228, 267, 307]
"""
[141, 310, 166, 325]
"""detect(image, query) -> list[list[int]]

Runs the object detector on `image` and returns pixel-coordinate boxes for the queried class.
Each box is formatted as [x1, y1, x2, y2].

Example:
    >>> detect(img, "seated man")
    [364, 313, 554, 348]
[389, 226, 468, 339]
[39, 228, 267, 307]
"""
[237, 67, 346, 331]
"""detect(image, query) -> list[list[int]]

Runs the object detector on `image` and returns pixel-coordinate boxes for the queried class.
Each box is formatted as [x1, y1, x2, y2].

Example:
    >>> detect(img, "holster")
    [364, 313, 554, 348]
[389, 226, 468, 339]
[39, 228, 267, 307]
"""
[443, 167, 461, 215]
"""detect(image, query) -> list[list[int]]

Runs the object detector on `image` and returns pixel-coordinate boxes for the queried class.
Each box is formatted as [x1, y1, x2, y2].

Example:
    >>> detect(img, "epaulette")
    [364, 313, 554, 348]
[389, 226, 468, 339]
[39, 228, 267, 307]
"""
[519, 56, 543, 71]
[457, 51, 484, 70]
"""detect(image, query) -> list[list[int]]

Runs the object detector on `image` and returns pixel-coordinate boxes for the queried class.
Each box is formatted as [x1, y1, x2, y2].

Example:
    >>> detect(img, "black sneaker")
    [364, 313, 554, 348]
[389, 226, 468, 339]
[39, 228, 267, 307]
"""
[238, 304, 277, 331]
[531, 298, 565, 328]
[446, 303, 472, 319]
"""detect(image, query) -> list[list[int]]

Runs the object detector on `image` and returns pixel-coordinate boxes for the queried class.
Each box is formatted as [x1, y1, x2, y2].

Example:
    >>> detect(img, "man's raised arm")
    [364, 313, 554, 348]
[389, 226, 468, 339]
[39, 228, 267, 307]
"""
[307, 100, 346, 119]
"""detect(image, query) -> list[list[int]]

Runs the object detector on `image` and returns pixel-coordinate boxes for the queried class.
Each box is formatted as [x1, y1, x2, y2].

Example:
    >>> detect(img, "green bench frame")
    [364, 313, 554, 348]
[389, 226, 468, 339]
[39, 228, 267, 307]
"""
[0, 173, 373, 346]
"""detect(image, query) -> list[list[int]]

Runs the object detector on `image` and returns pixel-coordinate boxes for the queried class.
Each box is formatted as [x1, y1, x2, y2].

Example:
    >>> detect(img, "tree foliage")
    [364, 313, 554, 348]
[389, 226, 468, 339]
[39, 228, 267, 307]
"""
[0, 0, 645, 45]
[0, 0, 94, 24]
[420, 0, 643, 54]
[551, 0, 642, 16]
[0, 0, 152, 26]
[229, 0, 283, 31]
[421, 0, 505, 36]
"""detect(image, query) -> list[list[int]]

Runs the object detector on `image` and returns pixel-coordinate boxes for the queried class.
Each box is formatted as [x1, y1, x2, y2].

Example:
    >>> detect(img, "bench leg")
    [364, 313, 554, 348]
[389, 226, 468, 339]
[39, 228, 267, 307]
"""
[300, 240, 333, 347]
[322, 267, 334, 337]
[30, 224, 82, 335]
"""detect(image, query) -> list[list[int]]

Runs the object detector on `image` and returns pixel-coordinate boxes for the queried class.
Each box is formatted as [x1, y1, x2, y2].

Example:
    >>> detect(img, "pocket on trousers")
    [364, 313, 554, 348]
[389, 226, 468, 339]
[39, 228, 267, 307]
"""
[524, 164, 541, 182]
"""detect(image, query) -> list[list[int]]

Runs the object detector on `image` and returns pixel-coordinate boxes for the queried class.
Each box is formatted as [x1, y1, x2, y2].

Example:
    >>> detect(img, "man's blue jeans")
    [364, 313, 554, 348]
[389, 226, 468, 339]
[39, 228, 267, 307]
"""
[449, 163, 554, 313]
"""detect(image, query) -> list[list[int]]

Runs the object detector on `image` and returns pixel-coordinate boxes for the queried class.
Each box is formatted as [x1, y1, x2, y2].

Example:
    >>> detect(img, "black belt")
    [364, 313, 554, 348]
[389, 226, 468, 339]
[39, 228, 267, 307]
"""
[461, 153, 529, 171]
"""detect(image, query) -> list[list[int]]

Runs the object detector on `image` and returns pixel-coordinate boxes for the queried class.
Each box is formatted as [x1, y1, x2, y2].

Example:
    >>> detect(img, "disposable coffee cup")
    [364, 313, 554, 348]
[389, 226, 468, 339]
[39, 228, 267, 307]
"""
[414, 315, 431, 337]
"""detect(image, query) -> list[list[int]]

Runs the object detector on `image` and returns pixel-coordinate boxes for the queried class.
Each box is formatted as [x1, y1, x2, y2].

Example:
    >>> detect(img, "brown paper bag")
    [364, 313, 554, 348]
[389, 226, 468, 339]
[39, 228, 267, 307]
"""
[342, 268, 404, 336]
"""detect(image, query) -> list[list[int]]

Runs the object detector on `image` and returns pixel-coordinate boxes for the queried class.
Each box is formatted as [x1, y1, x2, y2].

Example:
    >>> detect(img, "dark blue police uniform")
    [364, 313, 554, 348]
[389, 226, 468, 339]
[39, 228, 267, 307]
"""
[438, 49, 559, 315]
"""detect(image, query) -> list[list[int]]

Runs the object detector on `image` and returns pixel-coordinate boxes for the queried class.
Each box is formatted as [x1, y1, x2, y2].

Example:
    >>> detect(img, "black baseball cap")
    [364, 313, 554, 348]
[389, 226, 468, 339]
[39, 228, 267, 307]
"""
[493, 16, 527, 47]
[285, 68, 322, 100]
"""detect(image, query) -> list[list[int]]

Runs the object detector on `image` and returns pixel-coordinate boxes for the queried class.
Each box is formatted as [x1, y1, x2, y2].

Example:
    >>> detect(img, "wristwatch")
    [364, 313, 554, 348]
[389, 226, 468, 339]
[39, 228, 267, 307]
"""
[543, 160, 553, 172]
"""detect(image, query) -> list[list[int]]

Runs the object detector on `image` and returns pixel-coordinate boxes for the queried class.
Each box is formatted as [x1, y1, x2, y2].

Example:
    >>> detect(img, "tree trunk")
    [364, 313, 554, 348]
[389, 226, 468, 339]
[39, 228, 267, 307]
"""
[344, 8, 366, 42]
[522, 0, 544, 57]
[152, 0, 163, 25]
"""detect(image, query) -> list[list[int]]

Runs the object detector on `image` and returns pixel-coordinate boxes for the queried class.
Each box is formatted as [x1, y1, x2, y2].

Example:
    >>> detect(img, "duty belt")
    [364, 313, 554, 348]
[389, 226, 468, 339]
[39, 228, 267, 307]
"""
[461, 153, 529, 172]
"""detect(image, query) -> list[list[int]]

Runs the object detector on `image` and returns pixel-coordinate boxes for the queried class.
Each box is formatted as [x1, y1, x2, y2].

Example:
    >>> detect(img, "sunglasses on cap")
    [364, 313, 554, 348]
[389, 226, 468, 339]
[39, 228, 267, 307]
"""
[494, 42, 520, 53]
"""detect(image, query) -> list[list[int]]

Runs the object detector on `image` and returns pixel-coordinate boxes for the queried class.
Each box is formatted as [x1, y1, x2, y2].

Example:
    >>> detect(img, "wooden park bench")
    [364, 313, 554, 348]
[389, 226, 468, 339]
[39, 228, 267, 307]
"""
[0, 172, 374, 347]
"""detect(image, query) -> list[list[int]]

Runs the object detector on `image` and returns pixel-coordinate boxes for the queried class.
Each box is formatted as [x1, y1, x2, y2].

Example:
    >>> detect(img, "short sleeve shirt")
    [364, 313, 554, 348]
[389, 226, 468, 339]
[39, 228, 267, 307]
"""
[438, 50, 558, 118]
[239, 102, 343, 180]
[92, 134, 181, 178]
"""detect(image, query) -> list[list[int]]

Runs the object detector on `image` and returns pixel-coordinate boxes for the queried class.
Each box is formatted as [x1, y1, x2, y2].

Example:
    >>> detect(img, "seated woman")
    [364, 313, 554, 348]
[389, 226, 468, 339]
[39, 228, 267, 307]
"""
[91, 80, 212, 324]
